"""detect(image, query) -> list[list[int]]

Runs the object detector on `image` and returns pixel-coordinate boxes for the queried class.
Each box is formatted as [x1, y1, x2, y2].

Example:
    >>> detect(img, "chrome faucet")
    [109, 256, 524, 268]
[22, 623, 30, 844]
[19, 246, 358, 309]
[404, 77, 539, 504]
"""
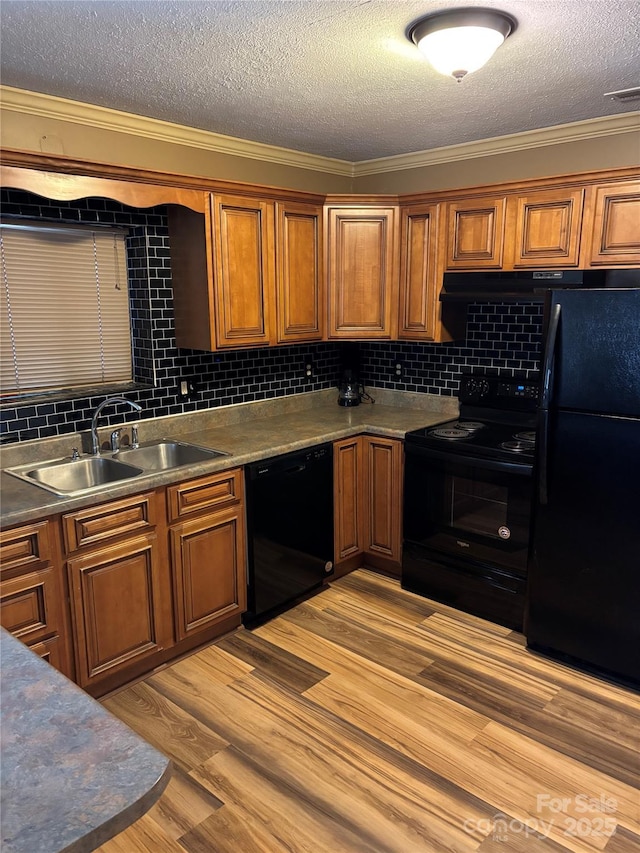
[90, 397, 142, 455]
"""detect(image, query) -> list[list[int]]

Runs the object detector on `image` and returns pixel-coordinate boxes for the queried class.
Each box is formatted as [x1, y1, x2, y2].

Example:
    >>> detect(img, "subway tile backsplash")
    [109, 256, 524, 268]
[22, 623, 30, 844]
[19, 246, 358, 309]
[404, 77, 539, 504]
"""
[0, 190, 543, 444]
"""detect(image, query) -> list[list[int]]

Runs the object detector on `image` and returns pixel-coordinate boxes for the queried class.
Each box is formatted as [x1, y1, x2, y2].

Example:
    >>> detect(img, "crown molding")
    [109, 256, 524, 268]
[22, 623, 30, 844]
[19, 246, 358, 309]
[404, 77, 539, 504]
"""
[2, 86, 638, 180]
[0, 86, 354, 177]
[352, 112, 640, 176]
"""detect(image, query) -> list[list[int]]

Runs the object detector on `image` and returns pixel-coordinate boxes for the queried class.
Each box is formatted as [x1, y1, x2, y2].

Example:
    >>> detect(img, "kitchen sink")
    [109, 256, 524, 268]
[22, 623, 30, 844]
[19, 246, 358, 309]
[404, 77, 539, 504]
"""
[117, 440, 228, 471]
[5, 440, 229, 497]
[6, 456, 144, 496]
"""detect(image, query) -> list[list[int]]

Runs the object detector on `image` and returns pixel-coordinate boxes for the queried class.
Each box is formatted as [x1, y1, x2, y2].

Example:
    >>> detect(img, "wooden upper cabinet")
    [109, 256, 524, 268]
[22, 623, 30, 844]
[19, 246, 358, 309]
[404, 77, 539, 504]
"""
[275, 201, 324, 343]
[327, 206, 399, 339]
[211, 194, 276, 348]
[169, 195, 323, 350]
[445, 196, 507, 269]
[585, 181, 640, 266]
[509, 188, 584, 268]
[398, 203, 440, 340]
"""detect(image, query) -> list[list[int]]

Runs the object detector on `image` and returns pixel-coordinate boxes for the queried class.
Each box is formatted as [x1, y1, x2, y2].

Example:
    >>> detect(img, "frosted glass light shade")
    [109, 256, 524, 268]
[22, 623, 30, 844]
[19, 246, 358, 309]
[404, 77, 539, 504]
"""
[416, 25, 505, 79]
[409, 8, 516, 81]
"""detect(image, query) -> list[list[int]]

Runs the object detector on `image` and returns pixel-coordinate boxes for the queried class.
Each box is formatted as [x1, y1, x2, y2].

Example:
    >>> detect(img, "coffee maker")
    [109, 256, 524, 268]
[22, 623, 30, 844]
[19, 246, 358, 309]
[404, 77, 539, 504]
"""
[337, 368, 362, 407]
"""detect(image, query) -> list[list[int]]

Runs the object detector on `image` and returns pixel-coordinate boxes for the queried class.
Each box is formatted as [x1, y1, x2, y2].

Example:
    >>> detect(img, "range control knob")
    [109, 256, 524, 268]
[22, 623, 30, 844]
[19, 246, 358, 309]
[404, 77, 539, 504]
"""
[465, 377, 490, 398]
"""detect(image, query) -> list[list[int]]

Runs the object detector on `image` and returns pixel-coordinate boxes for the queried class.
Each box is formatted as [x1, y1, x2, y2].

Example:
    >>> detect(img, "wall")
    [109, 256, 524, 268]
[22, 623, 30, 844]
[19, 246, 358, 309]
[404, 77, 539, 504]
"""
[0, 95, 353, 195]
[360, 303, 543, 394]
[353, 129, 640, 194]
[3, 89, 638, 200]
[0, 191, 545, 445]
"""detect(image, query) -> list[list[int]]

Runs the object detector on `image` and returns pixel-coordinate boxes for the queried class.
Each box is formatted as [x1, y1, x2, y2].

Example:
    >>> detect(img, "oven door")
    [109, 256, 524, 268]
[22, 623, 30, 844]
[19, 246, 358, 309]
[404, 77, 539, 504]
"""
[403, 444, 533, 574]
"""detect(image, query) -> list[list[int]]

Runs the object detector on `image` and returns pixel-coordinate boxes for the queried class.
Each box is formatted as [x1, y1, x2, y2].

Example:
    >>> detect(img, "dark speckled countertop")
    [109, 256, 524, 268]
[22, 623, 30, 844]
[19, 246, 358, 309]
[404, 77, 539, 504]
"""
[0, 627, 171, 853]
[0, 389, 458, 528]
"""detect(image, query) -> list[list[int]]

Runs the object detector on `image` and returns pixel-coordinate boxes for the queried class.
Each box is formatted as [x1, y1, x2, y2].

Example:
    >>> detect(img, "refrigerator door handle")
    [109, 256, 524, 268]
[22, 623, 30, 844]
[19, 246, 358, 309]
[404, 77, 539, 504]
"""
[539, 303, 561, 505]
[541, 302, 561, 409]
[539, 408, 550, 505]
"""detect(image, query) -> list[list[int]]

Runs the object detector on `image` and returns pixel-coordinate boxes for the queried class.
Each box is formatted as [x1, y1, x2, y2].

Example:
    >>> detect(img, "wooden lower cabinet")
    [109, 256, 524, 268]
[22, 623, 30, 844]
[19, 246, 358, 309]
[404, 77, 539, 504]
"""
[333, 436, 403, 578]
[67, 532, 173, 689]
[362, 436, 403, 565]
[167, 468, 246, 640]
[333, 437, 364, 570]
[0, 519, 74, 677]
[60, 474, 247, 694]
[169, 506, 247, 641]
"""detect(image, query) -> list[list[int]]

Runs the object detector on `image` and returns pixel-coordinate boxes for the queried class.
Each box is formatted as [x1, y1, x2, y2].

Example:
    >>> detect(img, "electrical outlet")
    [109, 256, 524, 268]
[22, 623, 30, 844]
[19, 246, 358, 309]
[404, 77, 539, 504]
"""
[304, 357, 313, 378]
[179, 379, 197, 399]
[394, 361, 403, 377]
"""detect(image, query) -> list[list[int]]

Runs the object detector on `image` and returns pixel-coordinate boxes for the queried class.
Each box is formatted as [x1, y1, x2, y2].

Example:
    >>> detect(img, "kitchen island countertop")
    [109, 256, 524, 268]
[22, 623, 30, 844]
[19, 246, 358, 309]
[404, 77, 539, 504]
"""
[0, 627, 171, 853]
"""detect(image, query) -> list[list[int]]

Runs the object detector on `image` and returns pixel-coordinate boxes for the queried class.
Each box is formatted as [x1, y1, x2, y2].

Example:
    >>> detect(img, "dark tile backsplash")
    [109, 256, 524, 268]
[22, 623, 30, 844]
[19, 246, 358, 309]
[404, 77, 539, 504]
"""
[0, 190, 543, 444]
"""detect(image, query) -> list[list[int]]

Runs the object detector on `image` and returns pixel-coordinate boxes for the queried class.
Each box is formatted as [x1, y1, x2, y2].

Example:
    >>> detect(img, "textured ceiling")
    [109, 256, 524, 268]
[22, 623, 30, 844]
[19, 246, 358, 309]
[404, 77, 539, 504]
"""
[1, 0, 639, 162]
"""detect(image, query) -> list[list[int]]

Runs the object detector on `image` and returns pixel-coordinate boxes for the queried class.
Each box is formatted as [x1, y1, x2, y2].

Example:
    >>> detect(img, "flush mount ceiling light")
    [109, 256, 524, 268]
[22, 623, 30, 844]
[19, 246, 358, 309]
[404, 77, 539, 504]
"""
[408, 7, 517, 82]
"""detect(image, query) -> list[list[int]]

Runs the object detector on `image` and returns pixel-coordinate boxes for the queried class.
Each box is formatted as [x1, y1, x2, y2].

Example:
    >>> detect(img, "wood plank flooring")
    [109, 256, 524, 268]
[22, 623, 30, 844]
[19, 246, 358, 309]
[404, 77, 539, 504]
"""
[97, 570, 640, 853]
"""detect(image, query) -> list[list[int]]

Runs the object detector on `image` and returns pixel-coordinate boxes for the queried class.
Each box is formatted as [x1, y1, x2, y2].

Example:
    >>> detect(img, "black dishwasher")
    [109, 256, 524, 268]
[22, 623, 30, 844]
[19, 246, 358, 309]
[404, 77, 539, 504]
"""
[243, 443, 334, 625]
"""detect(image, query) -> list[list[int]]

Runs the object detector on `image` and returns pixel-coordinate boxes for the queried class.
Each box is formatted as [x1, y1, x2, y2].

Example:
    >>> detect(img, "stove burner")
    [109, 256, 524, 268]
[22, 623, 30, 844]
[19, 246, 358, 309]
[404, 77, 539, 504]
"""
[501, 440, 535, 453]
[455, 421, 485, 432]
[430, 427, 471, 441]
[514, 431, 536, 443]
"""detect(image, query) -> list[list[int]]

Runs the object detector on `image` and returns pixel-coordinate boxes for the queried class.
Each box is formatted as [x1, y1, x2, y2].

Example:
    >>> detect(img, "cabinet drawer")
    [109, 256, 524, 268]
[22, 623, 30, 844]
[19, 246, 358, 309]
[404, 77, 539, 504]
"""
[63, 491, 159, 552]
[167, 468, 243, 522]
[28, 635, 64, 670]
[0, 521, 53, 576]
[0, 565, 60, 643]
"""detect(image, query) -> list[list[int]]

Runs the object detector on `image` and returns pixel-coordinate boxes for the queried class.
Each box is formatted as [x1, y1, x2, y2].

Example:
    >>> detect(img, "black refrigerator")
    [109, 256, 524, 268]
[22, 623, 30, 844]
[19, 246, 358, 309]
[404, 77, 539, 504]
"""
[526, 286, 640, 687]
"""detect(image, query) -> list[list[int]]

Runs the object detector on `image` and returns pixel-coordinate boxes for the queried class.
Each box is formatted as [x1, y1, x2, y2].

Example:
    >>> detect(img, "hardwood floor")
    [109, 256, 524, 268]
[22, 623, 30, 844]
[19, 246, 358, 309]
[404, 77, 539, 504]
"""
[97, 570, 640, 852]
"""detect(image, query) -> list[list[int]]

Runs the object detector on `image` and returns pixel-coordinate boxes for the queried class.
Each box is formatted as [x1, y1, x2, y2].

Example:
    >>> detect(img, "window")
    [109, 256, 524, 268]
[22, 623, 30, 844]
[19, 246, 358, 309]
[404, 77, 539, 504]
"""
[0, 221, 132, 399]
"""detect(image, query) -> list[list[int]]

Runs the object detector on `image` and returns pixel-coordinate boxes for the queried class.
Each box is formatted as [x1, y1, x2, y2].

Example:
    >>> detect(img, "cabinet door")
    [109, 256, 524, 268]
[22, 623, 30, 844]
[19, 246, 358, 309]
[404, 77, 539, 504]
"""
[211, 194, 276, 348]
[398, 203, 440, 340]
[586, 181, 640, 266]
[510, 188, 584, 267]
[362, 437, 403, 563]
[327, 207, 398, 339]
[445, 196, 506, 269]
[333, 437, 364, 564]
[170, 507, 247, 641]
[276, 201, 324, 343]
[67, 534, 173, 688]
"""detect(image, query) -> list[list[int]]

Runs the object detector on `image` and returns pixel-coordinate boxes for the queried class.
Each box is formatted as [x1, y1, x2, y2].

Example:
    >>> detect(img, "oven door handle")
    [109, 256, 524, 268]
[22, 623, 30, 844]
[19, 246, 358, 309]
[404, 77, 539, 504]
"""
[539, 301, 561, 505]
[404, 444, 532, 476]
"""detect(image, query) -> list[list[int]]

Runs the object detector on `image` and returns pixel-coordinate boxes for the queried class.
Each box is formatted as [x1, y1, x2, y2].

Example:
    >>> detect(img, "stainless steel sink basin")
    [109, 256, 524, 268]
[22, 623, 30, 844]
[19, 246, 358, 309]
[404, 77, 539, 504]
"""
[118, 440, 228, 471]
[5, 440, 230, 497]
[6, 456, 144, 496]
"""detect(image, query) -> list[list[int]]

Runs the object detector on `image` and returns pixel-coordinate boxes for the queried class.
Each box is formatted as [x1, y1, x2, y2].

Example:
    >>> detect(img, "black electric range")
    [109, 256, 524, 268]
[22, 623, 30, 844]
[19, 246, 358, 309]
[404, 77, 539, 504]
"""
[402, 372, 541, 631]
[405, 374, 540, 467]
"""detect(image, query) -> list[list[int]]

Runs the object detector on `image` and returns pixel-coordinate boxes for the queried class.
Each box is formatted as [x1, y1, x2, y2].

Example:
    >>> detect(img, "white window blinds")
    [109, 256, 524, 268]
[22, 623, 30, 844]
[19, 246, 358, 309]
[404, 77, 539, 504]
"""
[0, 221, 132, 397]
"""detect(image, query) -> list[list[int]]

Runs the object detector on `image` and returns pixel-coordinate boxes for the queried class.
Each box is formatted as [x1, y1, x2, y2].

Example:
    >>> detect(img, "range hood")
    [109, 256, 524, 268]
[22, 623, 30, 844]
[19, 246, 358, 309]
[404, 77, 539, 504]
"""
[440, 269, 639, 303]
